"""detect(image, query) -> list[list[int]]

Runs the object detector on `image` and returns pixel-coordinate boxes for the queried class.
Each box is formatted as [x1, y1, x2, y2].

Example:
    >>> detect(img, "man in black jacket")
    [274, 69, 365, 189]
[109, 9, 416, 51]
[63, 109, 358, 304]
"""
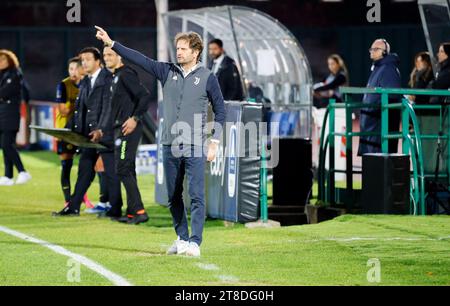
[53, 47, 124, 219]
[101, 47, 150, 224]
[358, 39, 401, 155]
[208, 39, 244, 101]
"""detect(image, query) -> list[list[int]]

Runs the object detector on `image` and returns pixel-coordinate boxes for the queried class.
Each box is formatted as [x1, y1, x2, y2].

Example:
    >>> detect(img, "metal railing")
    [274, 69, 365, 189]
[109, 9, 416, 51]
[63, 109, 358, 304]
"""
[318, 87, 450, 215]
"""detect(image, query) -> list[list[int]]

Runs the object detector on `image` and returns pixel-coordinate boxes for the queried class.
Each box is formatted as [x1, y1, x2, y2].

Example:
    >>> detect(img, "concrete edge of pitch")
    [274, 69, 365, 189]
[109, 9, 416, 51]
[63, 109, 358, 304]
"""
[244, 219, 281, 229]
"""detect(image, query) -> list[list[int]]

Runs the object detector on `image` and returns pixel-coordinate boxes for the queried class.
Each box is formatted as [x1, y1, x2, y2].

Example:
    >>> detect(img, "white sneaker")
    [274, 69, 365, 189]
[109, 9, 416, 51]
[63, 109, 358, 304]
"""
[15, 172, 32, 185]
[167, 238, 189, 255]
[85, 202, 108, 214]
[0, 176, 14, 186]
[186, 242, 201, 257]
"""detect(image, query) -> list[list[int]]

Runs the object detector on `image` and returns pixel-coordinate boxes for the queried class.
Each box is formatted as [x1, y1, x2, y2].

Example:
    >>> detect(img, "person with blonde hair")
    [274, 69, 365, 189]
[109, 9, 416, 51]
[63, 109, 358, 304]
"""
[313, 54, 349, 108]
[0, 49, 31, 186]
[408, 52, 434, 104]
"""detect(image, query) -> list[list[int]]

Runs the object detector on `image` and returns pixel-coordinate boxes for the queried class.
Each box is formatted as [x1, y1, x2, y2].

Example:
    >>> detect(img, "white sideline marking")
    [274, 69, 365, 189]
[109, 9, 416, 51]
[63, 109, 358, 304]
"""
[217, 274, 240, 283]
[196, 263, 220, 271]
[195, 262, 240, 283]
[161, 242, 241, 283]
[0, 225, 133, 286]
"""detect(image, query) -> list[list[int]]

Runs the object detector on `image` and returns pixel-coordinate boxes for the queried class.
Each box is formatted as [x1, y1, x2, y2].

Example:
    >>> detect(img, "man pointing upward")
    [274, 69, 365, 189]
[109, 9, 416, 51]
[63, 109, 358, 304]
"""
[95, 26, 226, 257]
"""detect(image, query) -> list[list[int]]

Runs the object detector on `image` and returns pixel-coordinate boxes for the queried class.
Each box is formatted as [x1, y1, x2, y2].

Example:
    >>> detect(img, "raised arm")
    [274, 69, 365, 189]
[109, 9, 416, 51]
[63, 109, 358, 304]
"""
[95, 26, 170, 84]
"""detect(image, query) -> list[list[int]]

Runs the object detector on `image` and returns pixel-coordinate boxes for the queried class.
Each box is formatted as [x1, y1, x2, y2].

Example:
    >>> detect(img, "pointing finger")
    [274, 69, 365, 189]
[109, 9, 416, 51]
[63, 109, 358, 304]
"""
[94, 25, 104, 32]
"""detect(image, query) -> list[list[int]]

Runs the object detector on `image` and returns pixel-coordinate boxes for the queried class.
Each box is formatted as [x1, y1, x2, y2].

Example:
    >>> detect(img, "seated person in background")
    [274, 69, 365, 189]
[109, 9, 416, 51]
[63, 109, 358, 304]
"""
[247, 81, 270, 104]
[313, 54, 348, 108]
[408, 52, 434, 104]
[430, 42, 450, 104]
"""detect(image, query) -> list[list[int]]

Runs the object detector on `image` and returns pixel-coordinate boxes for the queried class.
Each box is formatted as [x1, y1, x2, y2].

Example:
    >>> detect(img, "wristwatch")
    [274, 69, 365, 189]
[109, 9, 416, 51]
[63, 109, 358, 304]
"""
[132, 115, 141, 122]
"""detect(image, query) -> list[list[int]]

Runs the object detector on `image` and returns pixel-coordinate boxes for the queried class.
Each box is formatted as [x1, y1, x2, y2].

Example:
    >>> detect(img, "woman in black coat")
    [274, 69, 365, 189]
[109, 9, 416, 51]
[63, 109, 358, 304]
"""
[0, 49, 31, 186]
[408, 52, 434, 104]
[430, 42, 450, 104]
[313, 54, 349, 108]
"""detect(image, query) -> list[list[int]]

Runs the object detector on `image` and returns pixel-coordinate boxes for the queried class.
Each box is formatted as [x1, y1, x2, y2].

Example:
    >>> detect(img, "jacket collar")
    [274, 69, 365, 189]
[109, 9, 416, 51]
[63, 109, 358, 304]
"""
[81, 68, 109, 97]
[439, 58, 450, 71]
[89, 68, 102, 88]
[373, 53, 399, 67]
[174, 63, 202, 78]
[213, 54, 226, 66]
[112, 64, 128, 75]
[91, 68, 109, 90]
[0, 68, 14, 82]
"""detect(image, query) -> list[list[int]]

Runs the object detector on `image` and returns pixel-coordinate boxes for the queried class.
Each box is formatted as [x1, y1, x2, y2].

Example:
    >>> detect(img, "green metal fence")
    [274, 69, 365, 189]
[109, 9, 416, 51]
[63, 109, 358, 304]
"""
[318, 87, 450, 215]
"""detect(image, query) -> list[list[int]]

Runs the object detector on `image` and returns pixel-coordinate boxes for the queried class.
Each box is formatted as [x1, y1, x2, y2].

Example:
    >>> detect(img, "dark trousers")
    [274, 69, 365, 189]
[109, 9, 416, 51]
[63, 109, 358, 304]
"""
[163, 145, 206, 246]
[0, 130, 25, 178]
[69, 148, 123, 216]
[358, 110, 400, 156]
[114, 124, 145, 215]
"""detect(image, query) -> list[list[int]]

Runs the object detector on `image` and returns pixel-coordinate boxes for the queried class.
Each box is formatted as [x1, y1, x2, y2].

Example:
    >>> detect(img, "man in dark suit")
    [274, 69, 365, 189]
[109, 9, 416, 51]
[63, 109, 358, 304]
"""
[52, 47, 127, 221]
[208, 39, 244, 101]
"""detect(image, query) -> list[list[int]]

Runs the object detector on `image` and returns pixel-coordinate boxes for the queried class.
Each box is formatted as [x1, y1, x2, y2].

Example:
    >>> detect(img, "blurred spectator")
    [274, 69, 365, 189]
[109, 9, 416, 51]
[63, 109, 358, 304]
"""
[408, 52, 434, 104]
[430, 42, 450, 104]
[247, 81, 270, 103]
[53, 56, 85, 206]
[358, 39, 401, 156]
[313, 54, 348, 108]
[19, 69, 32, 147]
[0, 49, 32, 186]
[208, 39, 244, 101]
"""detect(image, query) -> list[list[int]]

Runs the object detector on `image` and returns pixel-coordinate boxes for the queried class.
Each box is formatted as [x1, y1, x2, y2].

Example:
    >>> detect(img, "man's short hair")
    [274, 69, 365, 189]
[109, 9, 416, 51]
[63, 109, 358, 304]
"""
[375, 38, 390, 55]
[68, 56, 81, 67]
[79, 47, 102, 62]
[174, 32, 204, 62]
[209, 38, 223, 48]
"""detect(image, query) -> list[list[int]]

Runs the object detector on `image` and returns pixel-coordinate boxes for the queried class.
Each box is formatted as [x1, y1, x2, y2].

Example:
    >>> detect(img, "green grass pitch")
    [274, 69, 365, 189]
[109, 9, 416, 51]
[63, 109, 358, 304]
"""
[0, 151, 449, 286]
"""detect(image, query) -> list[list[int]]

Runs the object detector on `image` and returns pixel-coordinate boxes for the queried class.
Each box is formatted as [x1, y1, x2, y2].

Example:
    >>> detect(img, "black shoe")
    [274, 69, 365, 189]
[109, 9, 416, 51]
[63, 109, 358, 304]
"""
[127, 213, 149, 225]
[52, 206, 79, 217]
[109, 216, 130, 223]
[97, 211, 121, 219]
[113, 215, 131, 223]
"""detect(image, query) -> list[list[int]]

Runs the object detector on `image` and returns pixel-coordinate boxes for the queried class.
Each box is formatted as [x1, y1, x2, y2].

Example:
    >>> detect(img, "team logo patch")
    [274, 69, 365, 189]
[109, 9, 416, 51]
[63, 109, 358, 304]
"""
[120, 141, 127, 160]
[115, 138, 122, 147]
[6, 78, 11, 84]
[194, 77, 200, 85]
